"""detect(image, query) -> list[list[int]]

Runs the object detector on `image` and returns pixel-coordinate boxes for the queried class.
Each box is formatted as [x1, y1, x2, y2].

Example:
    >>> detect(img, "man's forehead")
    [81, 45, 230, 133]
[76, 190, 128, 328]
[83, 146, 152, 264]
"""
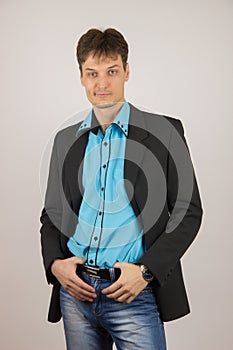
[83, 53, 122, 68]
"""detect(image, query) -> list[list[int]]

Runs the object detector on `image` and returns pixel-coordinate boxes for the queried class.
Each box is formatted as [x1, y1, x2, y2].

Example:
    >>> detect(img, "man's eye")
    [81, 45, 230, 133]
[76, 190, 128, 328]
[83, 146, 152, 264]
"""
[109, 70, 117, 76]
[89, 72, 97, 77]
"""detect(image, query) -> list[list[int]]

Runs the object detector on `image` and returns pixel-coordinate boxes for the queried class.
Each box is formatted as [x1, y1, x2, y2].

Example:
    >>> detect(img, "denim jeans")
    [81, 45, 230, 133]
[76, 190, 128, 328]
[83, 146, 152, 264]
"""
[60, 270, 166, 350]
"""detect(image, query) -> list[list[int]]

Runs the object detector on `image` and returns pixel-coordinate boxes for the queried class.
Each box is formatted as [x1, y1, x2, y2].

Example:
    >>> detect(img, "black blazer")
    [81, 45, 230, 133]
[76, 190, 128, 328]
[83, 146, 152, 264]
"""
[40, 103, 203, 323]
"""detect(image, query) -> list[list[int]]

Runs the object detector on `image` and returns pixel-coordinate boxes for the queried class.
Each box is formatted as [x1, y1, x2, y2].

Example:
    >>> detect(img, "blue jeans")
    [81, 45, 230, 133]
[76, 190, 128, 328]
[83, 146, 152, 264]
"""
[60, 270, 166, 350]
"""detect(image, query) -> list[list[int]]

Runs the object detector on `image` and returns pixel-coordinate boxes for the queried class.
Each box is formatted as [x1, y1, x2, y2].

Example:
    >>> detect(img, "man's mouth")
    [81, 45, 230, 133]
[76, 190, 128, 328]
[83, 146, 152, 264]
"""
[94, 92, 112, 97]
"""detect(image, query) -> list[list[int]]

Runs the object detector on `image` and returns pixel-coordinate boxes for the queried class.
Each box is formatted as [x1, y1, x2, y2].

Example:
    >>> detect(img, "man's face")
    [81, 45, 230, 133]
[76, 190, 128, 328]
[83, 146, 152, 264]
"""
[80, 53, 129, 107]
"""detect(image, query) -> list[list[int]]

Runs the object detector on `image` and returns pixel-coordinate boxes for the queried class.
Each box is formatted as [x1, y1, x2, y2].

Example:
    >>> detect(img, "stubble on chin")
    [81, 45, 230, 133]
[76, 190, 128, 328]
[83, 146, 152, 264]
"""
[94, 101, 118, 109]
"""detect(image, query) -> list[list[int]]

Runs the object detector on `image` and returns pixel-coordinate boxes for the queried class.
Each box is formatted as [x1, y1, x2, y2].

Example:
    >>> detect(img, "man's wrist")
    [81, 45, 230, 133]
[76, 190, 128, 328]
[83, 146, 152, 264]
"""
[51, 258, 62, 275]
[136, 263, 154, 283]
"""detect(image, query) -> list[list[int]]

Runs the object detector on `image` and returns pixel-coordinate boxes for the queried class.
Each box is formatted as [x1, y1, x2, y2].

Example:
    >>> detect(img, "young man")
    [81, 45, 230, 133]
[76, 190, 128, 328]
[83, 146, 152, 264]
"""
[40, 28, 203, 349]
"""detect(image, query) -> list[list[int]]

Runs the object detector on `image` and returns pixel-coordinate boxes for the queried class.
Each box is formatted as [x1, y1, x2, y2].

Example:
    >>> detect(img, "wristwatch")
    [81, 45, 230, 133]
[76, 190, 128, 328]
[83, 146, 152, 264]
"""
[138, 264, 154, 283]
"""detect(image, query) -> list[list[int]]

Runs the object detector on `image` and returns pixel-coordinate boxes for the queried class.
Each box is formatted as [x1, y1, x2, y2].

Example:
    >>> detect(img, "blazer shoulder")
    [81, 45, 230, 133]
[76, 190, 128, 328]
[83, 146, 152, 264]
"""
[133, 104, 184, 135]
[51, 121, 83, 152]
[55, 121, 82, 140]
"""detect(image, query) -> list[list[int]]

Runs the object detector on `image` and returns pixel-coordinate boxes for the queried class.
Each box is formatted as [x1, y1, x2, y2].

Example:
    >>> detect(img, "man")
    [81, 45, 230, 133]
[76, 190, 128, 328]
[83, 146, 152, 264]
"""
[40, 28, 203, 349]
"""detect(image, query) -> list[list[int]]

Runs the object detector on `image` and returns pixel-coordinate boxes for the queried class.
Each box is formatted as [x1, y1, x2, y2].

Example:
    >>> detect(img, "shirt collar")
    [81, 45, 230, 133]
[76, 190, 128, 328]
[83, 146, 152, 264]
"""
[76, 100, 130, 137]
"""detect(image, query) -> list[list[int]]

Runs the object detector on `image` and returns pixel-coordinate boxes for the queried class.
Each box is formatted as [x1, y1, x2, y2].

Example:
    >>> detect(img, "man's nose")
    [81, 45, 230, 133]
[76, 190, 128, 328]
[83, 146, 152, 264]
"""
[96, 76, 110, 90]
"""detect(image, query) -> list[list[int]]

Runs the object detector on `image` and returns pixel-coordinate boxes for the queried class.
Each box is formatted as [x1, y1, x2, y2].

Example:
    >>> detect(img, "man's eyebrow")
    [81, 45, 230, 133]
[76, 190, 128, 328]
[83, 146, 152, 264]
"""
[108, 64, 120, 69]
[84, 64, 120, 71]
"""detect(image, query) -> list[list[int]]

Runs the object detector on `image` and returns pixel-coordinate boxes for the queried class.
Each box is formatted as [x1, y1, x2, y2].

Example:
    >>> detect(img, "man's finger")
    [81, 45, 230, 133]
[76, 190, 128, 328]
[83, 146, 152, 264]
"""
[72, 275, 96, 293]
[103, 286, 126, 299]
[116, 294, 133, 303]
[68, 288, 94, 302]
[65, 283, 96, 301]
[101, 280, 122, 295]
[73, 257, 86, 265]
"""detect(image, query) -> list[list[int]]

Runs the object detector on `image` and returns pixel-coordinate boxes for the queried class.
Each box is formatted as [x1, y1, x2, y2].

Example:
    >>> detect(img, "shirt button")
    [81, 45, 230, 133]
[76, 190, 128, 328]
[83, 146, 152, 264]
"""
[89, 259, 94, 264]
[103, 164, 106, 168]
[99, 211, 102, 215]
[104, 142, 108, 146]
[101, 187, 104, 191]
[94, 236, 98, 241]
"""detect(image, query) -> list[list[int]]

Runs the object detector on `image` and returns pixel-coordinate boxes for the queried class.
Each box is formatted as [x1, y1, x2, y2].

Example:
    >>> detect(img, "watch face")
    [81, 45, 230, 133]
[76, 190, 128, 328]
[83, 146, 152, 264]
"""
[139, 264, 154, 282]
[143, 271, 154, 282]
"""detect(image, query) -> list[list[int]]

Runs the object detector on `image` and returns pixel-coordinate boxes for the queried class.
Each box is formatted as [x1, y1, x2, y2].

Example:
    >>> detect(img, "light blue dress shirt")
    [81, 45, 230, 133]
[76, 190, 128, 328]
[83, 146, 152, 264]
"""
[67, 101, 145, 267]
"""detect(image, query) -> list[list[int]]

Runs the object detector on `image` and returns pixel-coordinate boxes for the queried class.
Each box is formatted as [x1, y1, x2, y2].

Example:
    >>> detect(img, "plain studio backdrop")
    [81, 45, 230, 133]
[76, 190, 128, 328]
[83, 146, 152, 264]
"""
[1, 1, 232, 349]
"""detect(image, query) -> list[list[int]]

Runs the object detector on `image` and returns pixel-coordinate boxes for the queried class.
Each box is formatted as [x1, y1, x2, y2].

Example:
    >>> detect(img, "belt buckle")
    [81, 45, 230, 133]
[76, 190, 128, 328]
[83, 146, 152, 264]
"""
[84, 265, 101, 279]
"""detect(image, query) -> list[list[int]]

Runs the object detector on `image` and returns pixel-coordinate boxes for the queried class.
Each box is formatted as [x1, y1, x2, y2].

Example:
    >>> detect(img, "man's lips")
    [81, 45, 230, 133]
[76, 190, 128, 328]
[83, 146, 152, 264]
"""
[94, 92, 112, 97]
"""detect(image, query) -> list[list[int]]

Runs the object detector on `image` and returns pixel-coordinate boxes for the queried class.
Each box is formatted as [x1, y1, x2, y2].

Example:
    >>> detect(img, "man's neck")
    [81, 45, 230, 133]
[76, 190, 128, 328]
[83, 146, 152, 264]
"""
[93, 101, 124, 134]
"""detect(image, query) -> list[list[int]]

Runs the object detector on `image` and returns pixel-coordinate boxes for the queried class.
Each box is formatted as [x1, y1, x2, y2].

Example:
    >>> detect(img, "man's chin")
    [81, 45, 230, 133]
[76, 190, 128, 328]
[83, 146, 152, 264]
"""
[94, 101, 118, 109]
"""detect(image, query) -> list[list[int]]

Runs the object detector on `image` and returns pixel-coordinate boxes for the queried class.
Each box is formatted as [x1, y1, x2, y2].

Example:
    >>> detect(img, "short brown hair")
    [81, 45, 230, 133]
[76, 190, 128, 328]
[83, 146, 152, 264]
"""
[76, 28, 129, 75]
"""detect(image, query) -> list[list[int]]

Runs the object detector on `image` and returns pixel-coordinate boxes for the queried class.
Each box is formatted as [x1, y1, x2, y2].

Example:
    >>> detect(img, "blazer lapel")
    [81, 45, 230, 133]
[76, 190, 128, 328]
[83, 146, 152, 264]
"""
[62, 130, 88, 216]
[124, 103, 150, 219]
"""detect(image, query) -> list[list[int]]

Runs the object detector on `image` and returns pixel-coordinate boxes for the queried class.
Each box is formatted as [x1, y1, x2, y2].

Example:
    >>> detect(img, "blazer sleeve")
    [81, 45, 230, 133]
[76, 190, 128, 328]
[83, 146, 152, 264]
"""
[40, 132, 65, 285]
[138, 119, 203, 287]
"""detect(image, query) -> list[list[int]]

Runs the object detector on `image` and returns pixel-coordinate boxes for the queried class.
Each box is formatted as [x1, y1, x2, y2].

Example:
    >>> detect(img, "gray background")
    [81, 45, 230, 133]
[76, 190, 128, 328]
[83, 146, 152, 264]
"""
[1, 0, 233, 349]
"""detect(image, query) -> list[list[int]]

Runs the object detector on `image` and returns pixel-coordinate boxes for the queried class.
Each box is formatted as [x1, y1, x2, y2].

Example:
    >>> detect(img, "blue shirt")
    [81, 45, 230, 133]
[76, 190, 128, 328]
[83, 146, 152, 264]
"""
[67, 101, 145, 267]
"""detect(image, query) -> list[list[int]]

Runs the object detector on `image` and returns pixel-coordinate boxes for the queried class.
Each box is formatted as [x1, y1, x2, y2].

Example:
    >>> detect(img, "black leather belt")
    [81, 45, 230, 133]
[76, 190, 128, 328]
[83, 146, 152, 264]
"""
[77, 264, 121, 281]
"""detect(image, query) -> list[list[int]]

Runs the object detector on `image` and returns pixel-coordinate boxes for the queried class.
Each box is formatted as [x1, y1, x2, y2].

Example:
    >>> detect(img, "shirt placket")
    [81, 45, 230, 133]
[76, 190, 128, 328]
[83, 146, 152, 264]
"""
[88, 127, 112, 266]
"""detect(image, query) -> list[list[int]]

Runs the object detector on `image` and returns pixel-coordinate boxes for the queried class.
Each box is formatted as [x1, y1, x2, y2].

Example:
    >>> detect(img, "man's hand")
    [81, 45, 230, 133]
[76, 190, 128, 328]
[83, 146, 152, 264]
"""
[51, 257, 97, 302]
[101, 262, 148, 303]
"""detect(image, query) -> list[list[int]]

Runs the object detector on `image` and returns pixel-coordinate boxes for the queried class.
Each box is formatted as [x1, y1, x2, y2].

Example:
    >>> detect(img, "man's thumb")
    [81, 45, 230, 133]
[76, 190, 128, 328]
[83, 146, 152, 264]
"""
[113, 262, 122, 269]
[73, 256, 86, 265]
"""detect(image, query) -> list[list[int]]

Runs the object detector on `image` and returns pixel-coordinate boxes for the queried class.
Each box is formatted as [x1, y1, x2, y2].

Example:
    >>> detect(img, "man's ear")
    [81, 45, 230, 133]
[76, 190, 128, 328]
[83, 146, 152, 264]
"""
[125, 63, 130, 81]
